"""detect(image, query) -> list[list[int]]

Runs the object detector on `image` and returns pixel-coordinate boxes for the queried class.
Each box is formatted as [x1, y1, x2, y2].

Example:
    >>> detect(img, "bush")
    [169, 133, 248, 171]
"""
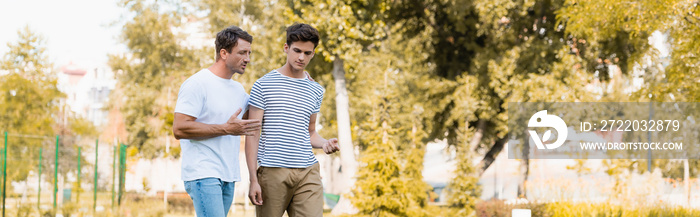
[473, 200, 700, 217]
[16, 203, 34, 217]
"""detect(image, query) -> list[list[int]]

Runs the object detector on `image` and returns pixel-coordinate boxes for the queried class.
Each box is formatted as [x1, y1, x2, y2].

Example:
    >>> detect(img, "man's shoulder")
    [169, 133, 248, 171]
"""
[183, 69, 210, 83]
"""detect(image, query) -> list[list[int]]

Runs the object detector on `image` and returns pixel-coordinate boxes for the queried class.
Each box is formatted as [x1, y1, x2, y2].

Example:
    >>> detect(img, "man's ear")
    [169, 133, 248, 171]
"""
[283, 43, 289, 53]
[219, 48, 228, 60]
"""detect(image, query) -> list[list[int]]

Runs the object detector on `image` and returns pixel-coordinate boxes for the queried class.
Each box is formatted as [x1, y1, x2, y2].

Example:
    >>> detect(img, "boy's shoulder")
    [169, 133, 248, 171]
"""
[254, 70, 280, 83]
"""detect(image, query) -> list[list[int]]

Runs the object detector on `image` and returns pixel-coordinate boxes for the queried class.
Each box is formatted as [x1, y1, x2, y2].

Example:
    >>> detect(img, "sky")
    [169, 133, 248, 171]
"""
[0, 0, 126, 69]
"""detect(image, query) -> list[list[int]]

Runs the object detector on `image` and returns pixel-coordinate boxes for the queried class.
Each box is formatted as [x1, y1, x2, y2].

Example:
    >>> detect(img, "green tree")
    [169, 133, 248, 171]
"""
[385, 0, 621, 210]
[557, 0, 700, 182]
[558, 0, 698, 102]
[447, 137, 481, 216]
[109, 0, 203, 158]
[350, 59, 430, 216]
[350, 25, 438, 213]
[351, 116, 410, 216]
[0, 26, 75, 187]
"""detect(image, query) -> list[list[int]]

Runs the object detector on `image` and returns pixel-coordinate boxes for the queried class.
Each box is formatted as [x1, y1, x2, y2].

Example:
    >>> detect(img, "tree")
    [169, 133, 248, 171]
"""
[0, 26, 95, 194]
[351, 115, 411, 216]
[350, 54, 430, 216]
[109, 0, 202, 158]
[558, 0, 699, 102]
[557, 0, 700, 183]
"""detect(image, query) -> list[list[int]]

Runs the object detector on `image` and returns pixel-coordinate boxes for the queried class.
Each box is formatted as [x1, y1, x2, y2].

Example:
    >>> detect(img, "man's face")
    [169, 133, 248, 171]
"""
[284, 41, 315, 72]
[223, 38, 251, 75]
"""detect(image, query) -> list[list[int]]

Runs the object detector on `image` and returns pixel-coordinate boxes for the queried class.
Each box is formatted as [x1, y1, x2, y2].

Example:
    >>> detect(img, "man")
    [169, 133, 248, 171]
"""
[245, 23, 340, 217]
[173, 25, 261, 217]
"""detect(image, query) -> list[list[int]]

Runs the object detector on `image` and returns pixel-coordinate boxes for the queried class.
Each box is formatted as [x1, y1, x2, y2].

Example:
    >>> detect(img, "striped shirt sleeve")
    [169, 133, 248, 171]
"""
[313, 89, 324, 114]
[249, 80, 265, 110]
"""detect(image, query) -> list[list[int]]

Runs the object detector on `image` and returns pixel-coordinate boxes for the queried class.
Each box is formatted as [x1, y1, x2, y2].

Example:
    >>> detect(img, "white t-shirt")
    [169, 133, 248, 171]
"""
[174, 69, 249, 182]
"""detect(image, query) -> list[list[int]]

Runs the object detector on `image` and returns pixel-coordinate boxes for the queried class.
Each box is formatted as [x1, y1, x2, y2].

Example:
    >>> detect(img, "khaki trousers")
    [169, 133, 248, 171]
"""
[256, 163, 323, 217]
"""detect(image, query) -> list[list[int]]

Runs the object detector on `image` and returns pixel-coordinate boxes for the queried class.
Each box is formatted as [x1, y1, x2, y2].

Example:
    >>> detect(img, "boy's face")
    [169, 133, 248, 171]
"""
[284, 41, 315, 72]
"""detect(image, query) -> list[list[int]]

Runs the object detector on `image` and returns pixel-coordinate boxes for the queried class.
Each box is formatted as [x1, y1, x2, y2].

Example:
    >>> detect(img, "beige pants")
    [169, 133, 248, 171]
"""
[256, 163, 323, 217]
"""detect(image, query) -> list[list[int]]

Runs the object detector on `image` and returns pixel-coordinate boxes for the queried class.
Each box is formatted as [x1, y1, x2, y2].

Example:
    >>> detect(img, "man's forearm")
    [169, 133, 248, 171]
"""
[173, 121, 228, 140]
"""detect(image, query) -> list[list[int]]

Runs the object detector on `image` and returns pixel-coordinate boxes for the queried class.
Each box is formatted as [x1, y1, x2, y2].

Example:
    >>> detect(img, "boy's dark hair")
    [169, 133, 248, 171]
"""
[286, 23, 320, 48]
[215, 25, 253, 60]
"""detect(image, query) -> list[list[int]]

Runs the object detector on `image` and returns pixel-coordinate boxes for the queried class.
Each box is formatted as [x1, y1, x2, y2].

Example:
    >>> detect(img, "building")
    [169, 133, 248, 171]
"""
[57, 62, 116, 127]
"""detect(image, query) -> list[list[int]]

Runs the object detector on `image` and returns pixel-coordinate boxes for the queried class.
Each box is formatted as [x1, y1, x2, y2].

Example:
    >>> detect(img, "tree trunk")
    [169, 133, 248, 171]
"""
[477, 135, 509, 176]
[331, 57, 357, 193]
[685, 159, 690, 206]
[518, 135, 530, 198]
[468, 120, 486, 150]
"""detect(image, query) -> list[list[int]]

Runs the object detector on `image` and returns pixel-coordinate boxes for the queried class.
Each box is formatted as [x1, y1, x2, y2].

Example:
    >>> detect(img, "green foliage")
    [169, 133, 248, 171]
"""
[388, 0, 598, 160]
[351, 94, 428, 216]
[0, 26, 86, 185]
[196, 0, 291, 88]
[558, 0, 699, 102]
[110, 0, 203, 158]
[447, 148, 481, 216]
[286, 0, 389, 62]
[446, 123, 481, 216]
[351, 118, 411, 216]
[557, 0, 700, 179]
[342, 24, 435, 215]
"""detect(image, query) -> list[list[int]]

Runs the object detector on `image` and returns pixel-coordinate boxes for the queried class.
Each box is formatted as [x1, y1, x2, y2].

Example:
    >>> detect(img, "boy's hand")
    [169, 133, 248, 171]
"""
[249, 181, 263, 205]
[322, 138, 340, 154]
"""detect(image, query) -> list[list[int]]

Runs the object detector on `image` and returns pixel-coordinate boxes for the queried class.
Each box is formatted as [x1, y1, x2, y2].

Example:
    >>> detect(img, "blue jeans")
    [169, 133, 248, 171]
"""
[184, 178, 235, 217]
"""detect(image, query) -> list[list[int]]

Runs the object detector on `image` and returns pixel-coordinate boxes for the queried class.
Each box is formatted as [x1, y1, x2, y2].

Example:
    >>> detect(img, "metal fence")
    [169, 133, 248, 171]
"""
[0, 131, 128, 217]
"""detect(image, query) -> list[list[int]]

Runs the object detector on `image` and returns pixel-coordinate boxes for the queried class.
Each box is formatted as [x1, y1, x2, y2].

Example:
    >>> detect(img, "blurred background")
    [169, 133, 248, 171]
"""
[0, 0, 698, 216]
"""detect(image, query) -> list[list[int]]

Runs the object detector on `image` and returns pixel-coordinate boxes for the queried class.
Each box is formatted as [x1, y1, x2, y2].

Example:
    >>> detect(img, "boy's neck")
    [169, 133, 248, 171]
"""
[278, 63, 305, 78]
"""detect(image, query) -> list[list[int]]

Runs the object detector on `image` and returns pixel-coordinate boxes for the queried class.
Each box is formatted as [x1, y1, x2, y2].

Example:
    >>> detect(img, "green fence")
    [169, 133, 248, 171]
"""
[0, 131, 128, 216]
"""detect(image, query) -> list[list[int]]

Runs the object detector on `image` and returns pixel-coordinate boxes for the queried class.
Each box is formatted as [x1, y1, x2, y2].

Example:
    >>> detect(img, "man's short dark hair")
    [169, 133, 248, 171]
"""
[286, 23, 320, 48]
[215, 25, 253, 60]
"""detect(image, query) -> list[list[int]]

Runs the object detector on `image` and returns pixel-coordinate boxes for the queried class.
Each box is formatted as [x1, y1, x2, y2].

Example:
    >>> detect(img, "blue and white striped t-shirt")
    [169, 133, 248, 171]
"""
[249, 70, 325, 168]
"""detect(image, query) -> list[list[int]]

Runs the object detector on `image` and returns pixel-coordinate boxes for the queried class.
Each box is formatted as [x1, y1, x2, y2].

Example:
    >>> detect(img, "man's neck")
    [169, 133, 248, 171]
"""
[208, 61, 234, 79]
[278, 63, 305, 79]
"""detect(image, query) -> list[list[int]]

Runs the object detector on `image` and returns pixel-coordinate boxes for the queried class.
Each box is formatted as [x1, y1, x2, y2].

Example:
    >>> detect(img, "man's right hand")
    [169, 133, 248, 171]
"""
[249, 180, 263, 205]
[223, 108, 261, 136]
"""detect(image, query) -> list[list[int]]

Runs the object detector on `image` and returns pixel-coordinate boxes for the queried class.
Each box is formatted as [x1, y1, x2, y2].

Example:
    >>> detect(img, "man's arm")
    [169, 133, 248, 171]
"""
[245, 105, 264, 205]
[172, 108, 260, 140]
[309, 113, 339, 154]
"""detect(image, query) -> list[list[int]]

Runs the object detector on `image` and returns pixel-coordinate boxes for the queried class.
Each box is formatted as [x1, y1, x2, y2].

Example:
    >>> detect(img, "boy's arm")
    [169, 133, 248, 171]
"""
[309, 113, 340, 154]
[245, 105, 264, 205]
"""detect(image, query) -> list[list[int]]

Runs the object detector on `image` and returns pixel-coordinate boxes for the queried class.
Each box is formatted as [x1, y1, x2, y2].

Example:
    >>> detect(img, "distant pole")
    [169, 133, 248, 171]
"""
[647, 102, 653, 172]
[111, 145, 116, 208]
[118, 144, 126, 206]
[38, 147, 42, 211]
[93, 139, 98, 212]
[53, 135, 58, 211]
[3, 131, 7, 217]
[77, 147, 81, 203]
